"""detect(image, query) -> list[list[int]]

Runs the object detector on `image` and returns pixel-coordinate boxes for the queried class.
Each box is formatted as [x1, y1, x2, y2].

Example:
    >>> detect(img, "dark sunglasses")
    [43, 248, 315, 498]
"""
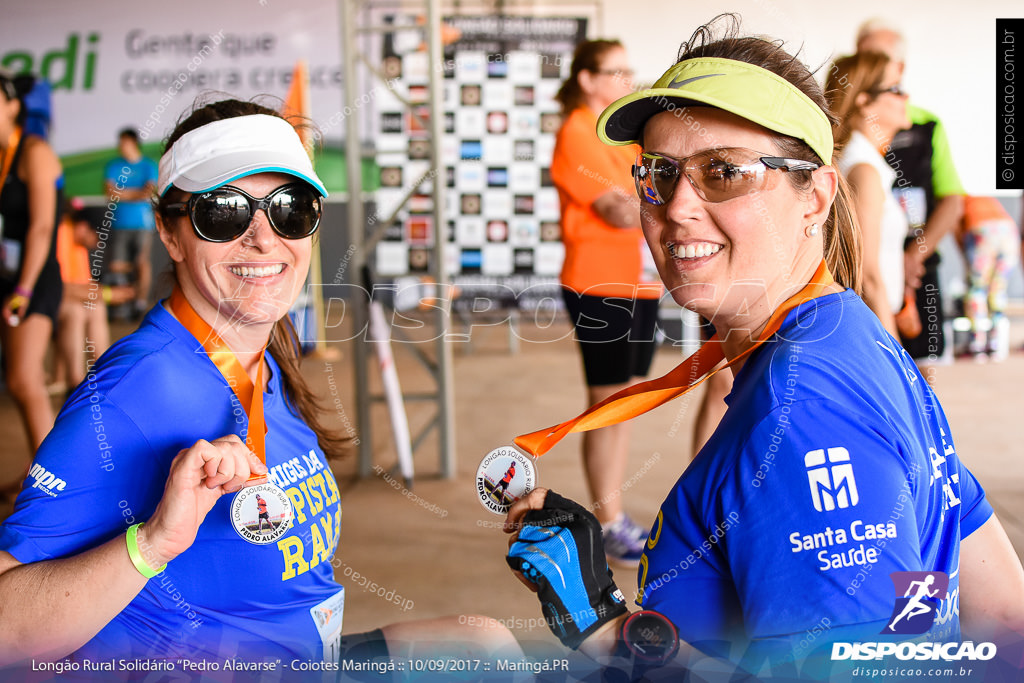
[165, 183, 322, 243]
[632, 148, 821, 205]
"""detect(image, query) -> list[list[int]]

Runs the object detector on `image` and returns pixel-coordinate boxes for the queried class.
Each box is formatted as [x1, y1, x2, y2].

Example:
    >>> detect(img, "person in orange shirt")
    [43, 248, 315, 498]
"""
[255, 494, 271, 533]
[551, 39, 661, 566]
[54, 198, 131, 393]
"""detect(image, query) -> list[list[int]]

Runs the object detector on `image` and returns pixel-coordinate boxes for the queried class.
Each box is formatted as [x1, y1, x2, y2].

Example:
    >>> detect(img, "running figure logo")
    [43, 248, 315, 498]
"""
[881, 571, 949, 635]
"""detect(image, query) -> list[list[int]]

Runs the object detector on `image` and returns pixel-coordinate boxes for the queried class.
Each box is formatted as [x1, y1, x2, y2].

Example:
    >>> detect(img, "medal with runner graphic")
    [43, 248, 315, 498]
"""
[475, 445, 537, 515]
[230, 481, 294, 544]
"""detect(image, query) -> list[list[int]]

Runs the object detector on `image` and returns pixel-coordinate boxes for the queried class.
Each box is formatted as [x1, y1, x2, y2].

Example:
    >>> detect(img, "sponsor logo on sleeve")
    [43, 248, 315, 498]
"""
[27, 463, 67, 497]
[804, 447, 859, 512]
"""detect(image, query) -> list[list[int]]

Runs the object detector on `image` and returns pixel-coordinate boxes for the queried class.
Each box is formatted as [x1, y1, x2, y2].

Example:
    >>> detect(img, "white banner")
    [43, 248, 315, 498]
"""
[2, 0, 343, 155]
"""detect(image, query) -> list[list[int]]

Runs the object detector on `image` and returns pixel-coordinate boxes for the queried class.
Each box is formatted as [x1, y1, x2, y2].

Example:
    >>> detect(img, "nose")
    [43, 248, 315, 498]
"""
[663, 169, 706, 223]
[241, 208, 277, 251]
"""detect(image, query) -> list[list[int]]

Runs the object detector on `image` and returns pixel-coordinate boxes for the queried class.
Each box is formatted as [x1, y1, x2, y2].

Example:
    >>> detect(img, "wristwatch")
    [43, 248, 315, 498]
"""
[619, 610, 679, 666]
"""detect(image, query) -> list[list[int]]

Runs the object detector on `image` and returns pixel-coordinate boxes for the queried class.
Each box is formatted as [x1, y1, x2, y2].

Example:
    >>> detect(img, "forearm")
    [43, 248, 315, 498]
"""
[120, 187, 152, 201]
[912, 195, 964, 261]
[593, 189, 640, 228]
[0, 531, 154, 664]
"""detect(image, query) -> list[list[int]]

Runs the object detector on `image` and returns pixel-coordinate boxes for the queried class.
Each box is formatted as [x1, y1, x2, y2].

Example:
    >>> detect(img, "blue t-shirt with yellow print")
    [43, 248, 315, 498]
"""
[637, 290, 992, 672]
[0, 302, 344, 662]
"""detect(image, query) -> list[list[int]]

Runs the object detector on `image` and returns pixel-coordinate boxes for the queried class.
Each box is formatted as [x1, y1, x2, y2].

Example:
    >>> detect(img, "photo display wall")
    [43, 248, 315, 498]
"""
[371, 15, 587, 310]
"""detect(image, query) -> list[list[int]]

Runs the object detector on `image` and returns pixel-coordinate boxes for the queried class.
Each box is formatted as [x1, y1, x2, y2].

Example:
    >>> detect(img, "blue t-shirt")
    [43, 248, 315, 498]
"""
[0, 302, 344, 662]
[103, 156, 158, 230]
[638, 290, 992, 671]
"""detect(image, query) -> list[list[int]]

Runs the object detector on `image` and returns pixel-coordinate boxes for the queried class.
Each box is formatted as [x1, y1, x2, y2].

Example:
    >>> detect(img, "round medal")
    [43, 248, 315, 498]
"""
[475, 445, 537, 515]
[230, 481, 294, 544]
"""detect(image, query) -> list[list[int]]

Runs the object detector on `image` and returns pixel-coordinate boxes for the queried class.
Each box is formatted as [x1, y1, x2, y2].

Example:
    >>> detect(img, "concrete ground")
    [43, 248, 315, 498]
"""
[1, 310, 1022, 671]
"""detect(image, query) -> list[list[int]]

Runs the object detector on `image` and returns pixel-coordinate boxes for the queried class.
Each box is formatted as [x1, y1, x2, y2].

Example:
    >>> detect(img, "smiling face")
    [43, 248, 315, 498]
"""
[639, 108, 835, 335]
[158, 171, 312, 339]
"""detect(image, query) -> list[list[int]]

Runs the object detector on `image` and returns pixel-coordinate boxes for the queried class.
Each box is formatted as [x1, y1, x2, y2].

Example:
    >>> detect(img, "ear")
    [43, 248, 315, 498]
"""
[805, 165, 838, 227]
[155, 212, 185, 264]
[577, 69, 597, 96]
[854, 91, 870, 109]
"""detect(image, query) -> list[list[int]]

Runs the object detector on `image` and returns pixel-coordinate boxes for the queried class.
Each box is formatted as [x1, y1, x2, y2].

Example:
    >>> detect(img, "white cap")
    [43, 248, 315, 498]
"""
[157, 114, 327, 197]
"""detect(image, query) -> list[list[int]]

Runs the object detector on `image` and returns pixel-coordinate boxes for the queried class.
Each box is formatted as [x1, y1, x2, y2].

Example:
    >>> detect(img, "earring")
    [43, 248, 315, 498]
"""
[805, 223, 819, 237]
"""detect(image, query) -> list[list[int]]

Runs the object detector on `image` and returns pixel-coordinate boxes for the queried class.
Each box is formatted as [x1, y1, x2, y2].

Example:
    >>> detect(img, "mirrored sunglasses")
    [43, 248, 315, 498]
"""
[165, 183, 323, 243]
[632, 148, 821, 205]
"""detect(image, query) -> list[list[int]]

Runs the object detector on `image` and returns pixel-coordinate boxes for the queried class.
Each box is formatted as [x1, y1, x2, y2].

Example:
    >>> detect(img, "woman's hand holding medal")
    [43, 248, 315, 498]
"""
[140, 435, 268, 569]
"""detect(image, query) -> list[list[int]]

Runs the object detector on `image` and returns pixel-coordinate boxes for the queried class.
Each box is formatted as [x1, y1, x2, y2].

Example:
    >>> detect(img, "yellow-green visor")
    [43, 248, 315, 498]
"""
[598, 57, 833, 165]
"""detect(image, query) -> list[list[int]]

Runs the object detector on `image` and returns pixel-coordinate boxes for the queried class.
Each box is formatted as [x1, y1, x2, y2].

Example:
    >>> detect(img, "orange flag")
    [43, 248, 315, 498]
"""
[282, 59, 312, 154]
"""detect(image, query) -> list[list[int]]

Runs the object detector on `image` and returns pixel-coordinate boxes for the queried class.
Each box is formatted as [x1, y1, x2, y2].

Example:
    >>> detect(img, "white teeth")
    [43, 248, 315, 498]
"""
[230, 264, 284, 278]
[667, 242, 721, 260]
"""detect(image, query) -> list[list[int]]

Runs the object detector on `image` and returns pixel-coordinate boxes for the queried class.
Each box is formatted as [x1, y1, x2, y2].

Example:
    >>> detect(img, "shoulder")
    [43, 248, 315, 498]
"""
[102, 158, 124, 175]
[735, 293, 905, 417]
[907, 103, 941, 127]
[79, 306, 215, 409]
[555, 108, 597, 144]
[19, 135, 61, 179]
[845, 161, 883, 189]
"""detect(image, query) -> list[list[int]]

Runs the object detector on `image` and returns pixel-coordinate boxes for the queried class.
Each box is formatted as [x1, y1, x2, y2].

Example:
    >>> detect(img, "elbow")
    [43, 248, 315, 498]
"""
[0, 627, 35, 667]
[942, 194, 965, 222]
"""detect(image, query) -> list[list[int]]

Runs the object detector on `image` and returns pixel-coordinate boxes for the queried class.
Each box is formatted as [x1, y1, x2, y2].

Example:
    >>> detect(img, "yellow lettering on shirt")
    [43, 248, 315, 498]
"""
[286, 486, 307, 524]
[309, 519, 326, 569]
[319, 515, 334, 564]
[324, 472, 341, 506]
[277, 536, 310, 580]
[308, 473, 325, 515]
[299, 480, 323, 516]
[275, 451, 343, 581]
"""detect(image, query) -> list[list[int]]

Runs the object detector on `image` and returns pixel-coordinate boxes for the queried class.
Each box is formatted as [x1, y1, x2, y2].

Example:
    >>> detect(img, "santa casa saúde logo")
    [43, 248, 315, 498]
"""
[831, 571, 996, 662]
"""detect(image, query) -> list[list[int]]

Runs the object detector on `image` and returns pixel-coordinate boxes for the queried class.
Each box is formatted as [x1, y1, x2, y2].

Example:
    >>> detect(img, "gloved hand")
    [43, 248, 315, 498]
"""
[506, 491, 628, 649]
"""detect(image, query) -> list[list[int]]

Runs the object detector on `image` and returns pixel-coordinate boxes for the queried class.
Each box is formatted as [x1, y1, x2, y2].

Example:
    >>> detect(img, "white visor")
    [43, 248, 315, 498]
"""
[157, 114, 327, 197]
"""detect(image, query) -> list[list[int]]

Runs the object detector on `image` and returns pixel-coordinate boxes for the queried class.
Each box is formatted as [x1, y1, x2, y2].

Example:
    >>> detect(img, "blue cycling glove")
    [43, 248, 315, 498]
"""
[506, 491, 629, 649]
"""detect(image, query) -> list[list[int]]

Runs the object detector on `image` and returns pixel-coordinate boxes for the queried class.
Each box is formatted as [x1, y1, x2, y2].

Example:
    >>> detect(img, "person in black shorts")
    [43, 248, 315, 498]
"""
[552, 40, 663, 567]
[0, 71, 63, 469]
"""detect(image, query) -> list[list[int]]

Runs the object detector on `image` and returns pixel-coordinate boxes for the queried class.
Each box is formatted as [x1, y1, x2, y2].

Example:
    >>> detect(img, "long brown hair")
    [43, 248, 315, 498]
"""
[825, 51, 891, 151]
[555, 39, 623, 115]
[675, 15, 862, 293]
[156, 98, 348, 460]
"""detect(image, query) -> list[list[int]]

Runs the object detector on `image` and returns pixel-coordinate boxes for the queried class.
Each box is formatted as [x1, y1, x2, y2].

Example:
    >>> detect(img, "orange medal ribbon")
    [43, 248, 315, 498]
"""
[514, 261, 836, 456]
[0, 127, 22, 192]
[168, 288, 267, 477]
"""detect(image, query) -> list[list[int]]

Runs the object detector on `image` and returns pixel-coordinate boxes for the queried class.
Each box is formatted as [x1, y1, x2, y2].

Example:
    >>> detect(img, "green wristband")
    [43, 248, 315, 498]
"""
[126, 523, 167, 579]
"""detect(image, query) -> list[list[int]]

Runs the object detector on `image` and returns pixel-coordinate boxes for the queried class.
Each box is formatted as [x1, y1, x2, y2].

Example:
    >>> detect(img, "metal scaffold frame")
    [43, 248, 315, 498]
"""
[341, 0, 456, 479]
